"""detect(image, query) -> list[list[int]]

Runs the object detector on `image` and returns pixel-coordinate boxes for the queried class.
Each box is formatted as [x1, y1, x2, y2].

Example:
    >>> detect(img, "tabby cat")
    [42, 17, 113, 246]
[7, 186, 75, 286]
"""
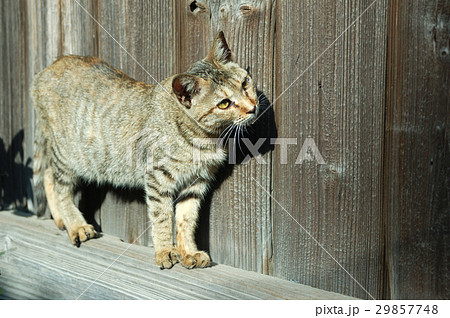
[31, 32, 259, 269]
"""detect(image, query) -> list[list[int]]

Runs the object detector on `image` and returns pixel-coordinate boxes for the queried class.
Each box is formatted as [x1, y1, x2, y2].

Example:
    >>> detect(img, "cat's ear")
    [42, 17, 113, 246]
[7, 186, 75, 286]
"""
[172, 74, 203, 109]
[206, 31, 234, 64]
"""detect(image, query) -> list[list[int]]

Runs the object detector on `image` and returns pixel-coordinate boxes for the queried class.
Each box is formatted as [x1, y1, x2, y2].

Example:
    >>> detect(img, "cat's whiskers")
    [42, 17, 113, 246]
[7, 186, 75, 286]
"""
[217, 124, 234, 148]
[238, 125, 245, 155]
[231, 125, 239, 154]
[257, 92, 268, 103]
[224, 125, 237, 146]
[234, 125, 242, 155]
[231, 118, 249, 155]
[219, 123, 233, 139]
[249, 93, 268, 125]
[243, 123, 250, 135]
[219, 123, 237, 149]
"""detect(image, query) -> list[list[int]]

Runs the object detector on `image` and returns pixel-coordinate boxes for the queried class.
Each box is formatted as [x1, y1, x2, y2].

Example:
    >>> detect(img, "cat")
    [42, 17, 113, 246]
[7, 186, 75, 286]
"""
[31, 31, 259, 269]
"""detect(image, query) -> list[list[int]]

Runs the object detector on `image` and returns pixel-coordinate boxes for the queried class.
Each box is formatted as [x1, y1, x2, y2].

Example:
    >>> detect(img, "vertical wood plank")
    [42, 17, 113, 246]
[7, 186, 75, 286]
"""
[60, 0, 98, 56]
[25, 0, 61, 216]
[273, 0, 387, 299]
[384, 0, 450, 299]
[207, 0, 276, 275]
[0, 0, 27, 210]
[175, 0, 276, 274]
[24, 0, 43, 212]
[175, 0, 213, 73]
[0, 0, 12, 210]
[37, 0, 61, 68]
[97, 0, 176, 245]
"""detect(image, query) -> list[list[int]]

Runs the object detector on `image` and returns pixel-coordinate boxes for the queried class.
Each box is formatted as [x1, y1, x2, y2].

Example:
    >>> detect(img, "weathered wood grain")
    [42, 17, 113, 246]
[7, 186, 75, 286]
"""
[0, 0, 13, 210]
[175, 0, 212, 73]
[24, 0, 39, 212]
[0, 0, 28, 210]
[384, 0, 450, 299]
[272, 0, 387, 299]
[0, 210, 354, 299]
[41, 0, 61, 66]
[98, 0, 175, 82]
[60, 0, 98, 56]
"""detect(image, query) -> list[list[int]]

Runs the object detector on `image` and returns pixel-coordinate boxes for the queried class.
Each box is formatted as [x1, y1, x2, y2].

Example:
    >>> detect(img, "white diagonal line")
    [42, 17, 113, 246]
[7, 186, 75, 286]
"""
[251, 176, 376, 300]
[76, 177, 200, 299]
[254, 0, 378, 123]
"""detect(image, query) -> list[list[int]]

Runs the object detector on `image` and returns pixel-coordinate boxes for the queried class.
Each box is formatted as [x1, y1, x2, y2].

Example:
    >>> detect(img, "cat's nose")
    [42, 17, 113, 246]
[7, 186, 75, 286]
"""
[246, 106, 257, 114]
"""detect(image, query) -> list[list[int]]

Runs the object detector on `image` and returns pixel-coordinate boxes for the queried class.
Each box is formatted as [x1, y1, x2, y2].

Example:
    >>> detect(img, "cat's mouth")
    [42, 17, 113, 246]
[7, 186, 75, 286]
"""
[242, 106, 259, 126]
[234, 113, 257, 127]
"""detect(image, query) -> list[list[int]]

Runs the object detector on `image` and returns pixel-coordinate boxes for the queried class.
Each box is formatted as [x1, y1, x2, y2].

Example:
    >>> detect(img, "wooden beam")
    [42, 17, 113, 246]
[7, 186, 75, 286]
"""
[0, 210, 355, 300]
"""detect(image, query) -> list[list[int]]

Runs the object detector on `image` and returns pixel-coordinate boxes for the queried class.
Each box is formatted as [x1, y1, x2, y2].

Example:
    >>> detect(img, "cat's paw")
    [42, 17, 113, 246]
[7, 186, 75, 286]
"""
[180, 251, 210, 269]
[68, 224, 98, 247]
[155, 248, 180, 270]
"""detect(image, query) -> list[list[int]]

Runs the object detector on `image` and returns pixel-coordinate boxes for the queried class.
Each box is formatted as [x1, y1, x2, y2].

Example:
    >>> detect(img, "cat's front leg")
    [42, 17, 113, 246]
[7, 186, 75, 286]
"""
[145, 181, 179, 269]
[175, 180, 210, 269]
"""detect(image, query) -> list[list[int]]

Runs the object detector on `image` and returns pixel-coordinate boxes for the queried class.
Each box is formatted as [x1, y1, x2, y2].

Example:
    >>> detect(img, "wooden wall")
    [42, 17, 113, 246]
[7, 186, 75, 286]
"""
[0, 0, 448, 299]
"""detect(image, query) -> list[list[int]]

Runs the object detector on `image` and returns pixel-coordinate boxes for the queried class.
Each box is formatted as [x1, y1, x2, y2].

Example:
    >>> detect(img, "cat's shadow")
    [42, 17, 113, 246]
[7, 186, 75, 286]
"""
[0, 130, 33, 212]
[196, 90, 277, 253]
[75, 183, 146, 234]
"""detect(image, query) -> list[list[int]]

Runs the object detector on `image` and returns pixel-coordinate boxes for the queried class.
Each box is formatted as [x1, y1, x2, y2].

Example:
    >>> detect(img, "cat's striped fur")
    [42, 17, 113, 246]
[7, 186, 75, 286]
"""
[31, 32, 259, 269]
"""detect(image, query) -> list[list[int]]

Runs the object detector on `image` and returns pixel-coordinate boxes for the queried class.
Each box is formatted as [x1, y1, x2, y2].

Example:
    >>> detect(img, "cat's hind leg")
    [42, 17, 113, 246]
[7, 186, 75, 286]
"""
[51, 172, 98, 247]
[43, 167, 64, 229]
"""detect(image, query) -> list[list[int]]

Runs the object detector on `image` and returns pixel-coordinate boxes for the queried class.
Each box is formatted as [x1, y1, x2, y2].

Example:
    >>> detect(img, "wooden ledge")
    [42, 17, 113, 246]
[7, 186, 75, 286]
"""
[0, 210, 354, 300]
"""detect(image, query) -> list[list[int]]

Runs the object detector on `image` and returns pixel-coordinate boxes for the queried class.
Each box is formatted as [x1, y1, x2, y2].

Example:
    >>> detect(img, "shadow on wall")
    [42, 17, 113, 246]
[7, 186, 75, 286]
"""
[74, 182, 146, 234]
[0, 130, 33, 211]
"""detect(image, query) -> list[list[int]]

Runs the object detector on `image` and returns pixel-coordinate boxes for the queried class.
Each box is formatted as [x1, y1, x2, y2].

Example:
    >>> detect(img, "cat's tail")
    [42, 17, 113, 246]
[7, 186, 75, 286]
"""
[33, 116, 48, 217]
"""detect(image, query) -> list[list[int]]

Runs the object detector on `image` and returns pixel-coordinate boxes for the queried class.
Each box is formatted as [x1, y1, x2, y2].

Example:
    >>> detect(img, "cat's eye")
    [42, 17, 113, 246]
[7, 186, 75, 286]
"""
[217, 99, 231, 109]
[242, 77, 250, 90]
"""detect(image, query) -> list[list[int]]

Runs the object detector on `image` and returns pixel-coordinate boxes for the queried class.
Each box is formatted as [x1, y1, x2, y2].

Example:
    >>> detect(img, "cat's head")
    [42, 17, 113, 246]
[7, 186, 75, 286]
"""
[172, 31, 259, 134]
